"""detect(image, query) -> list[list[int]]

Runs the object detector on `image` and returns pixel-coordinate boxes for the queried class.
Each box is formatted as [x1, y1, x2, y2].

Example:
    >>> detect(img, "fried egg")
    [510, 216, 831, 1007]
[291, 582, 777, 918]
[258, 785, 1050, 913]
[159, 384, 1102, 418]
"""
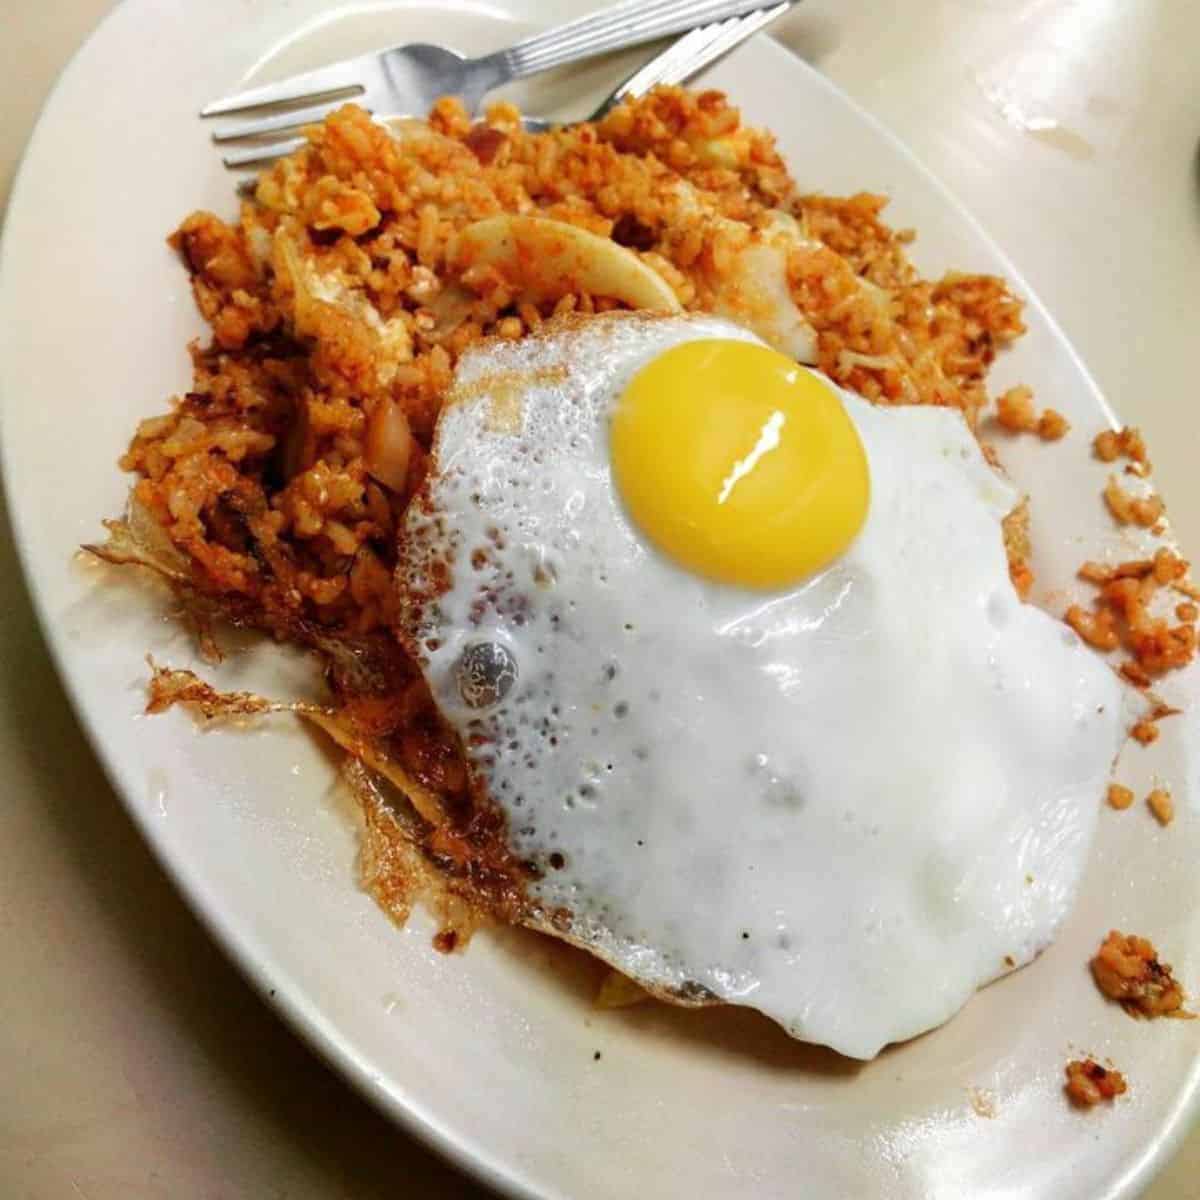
[398, 312, 1131, 1060]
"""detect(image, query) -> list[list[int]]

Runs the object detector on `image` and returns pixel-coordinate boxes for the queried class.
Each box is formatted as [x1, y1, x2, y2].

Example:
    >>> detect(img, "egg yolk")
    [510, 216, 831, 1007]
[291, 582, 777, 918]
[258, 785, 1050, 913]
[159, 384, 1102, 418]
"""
[611, 340, 870, 589]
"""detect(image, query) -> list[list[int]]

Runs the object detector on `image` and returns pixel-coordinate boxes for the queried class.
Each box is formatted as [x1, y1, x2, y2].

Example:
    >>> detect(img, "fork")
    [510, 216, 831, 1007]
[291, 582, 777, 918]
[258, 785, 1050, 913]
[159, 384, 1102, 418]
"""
[522, 2, 791, 134]
[207, 0, 783, 159]
[224, 3, 792, 169]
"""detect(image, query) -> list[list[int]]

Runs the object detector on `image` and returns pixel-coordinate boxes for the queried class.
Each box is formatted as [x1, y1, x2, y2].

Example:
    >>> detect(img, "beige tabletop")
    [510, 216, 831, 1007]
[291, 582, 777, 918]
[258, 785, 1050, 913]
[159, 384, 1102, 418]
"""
[2, 2, 1198, 1197]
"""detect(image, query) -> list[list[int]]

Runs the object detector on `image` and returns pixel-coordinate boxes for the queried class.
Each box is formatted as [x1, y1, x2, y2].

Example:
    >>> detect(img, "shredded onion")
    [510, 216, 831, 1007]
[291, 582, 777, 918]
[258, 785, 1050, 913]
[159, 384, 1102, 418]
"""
[364, 400, 413, 493]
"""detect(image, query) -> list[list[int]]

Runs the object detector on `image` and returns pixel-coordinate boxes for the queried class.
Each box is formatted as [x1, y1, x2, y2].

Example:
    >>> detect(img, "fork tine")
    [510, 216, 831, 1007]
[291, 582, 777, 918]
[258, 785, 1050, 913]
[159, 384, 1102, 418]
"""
[608, 24, 722, 104]
[222, 138, 307, 169]
[653, 1, 791, 88]
[199, 59, 366, 117]
[708, 3, 790, 54]
[210, 100, 357, 143]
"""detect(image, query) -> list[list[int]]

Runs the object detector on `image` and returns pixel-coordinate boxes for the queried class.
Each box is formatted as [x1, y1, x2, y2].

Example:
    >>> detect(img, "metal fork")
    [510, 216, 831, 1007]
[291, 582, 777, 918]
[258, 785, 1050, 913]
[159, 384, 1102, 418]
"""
[523, 2, 791, 134]
[224, 3, 791, 169]
[205, 0, 783, 150]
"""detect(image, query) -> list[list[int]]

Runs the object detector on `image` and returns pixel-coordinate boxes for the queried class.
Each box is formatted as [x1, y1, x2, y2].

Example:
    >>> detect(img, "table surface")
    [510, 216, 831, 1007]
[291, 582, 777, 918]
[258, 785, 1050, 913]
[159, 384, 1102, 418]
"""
[2, 2, 1198, 1197]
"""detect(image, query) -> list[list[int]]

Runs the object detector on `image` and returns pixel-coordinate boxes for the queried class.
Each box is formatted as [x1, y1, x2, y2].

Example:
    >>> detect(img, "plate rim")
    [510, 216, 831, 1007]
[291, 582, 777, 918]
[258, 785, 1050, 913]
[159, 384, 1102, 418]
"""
[0, 5, 1195, 1199]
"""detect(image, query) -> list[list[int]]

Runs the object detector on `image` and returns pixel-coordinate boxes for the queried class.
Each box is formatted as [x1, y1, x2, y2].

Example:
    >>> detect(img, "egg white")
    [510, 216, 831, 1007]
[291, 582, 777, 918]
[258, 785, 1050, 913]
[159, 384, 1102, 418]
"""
[399, 313, 1133, 1060]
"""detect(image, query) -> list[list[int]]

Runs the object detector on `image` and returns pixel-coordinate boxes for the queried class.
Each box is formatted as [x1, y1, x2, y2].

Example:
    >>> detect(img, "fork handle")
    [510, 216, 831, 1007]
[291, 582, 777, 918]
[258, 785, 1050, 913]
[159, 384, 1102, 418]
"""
[475, 0, 781, 83]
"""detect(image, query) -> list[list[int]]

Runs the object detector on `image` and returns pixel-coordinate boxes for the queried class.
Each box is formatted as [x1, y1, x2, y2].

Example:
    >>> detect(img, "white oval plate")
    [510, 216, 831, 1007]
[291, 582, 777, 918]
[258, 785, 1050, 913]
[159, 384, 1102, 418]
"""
[2, 3, 1198, 1198]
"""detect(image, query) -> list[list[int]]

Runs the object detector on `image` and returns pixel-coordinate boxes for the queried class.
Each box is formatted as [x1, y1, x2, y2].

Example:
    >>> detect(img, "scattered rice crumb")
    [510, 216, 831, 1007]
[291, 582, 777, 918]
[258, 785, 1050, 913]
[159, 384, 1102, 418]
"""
[1093, 426, 1148, 467]
[1131, 719, 1160, 745]
[1036, 408, 1070, 441]
[1064, 604, 1119, 652]
[1120, 661, 1152, 688]
[1077, 560, 1112, 584]
[1106, 783, 1134, 810]
[1069, 548, 1196, 684]
[1103, 475, 1165, 528]
[994, 386, 1069, 440]
[1090, 930, 1191, 1018]
[1065, 1058, 1127, 1107]
[1146, 787, 1174, 826]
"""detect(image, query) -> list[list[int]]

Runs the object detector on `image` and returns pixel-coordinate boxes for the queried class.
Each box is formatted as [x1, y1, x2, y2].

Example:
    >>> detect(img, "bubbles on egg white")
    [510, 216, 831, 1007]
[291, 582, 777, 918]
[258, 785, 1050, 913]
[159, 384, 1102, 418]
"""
[455, 639, 519, 710]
